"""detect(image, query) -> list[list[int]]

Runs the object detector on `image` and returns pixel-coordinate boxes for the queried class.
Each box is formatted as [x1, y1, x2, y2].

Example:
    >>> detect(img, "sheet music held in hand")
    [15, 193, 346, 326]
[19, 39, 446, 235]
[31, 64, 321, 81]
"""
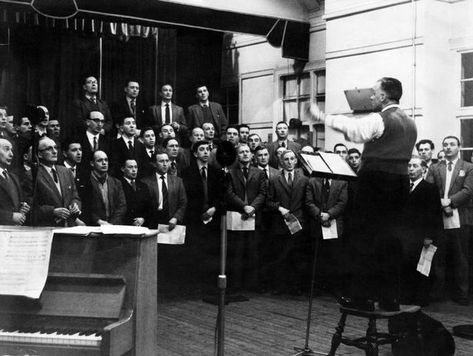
[226, 211, 255, 231]
[417, 244, 437, 277]
[157, 225, 186, 244]
[322, 219, 338, 240]
[284, 213, 302, 235]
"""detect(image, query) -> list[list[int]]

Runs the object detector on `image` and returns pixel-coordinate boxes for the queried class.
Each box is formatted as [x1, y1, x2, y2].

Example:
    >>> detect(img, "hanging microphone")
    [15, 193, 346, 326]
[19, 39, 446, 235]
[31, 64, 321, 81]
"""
[215, 140, 236, 168]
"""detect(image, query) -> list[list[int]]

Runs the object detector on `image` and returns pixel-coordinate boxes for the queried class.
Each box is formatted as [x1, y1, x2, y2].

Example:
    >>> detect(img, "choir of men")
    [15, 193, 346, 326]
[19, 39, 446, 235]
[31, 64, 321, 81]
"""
[2, 75, 473, 308]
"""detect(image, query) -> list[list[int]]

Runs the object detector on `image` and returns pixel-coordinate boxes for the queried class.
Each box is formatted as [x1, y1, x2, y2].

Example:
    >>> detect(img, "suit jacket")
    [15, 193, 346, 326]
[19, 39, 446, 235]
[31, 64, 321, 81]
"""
[111, 96, 148, 129]
[147, 102, 187, 130]
[73, 97, 113, 133]
[109, 137, 145, 178]
[137, 145, 158, 178]
[267, 140, 302, 168]
[225, 166, 267, 224]
[182, 161, 224, 226]
[34, 165, 81, 226]
[75, 131, 111, 171]
[266, 169, 309, 233]
[401, 179, 443, 259]
[121, 178, 153, 226]
[141, 174, 187, 228]
[60, 164, 89, 203]
[306, 177, 348, 236]
[84, 174, 127, 225]
[426, 159, 473, 225]
[187, 102, 228, 138]
[0, 172, 25, 225]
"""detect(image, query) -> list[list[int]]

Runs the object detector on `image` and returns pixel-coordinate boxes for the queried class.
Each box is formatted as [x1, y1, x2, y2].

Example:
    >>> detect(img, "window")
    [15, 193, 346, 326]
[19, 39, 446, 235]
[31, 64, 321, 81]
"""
[461, 52, 473, 107]
[460, 119, 473, 162]
[223, 85, 239, 126]
[281, 70, 325, 148]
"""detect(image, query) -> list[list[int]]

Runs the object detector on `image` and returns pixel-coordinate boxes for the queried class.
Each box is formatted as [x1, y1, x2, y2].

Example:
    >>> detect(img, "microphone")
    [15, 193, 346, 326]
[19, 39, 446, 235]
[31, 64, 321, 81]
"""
[215, 140, 236, 168]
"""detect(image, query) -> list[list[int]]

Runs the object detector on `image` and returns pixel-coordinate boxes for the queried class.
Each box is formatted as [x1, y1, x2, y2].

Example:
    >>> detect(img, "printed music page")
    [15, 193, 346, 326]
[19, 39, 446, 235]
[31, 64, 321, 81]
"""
[0, 229, 54, 299]
[417, 244, 437, 277]
[318, 152, 357, 177]
[226, 211, 255, 231]
[157, 225, 186, 244]
[300, 153, 332, 174]
[442, 208, 460, 229]
[284, 213, 302, 235]
[322, 219, 338, 240]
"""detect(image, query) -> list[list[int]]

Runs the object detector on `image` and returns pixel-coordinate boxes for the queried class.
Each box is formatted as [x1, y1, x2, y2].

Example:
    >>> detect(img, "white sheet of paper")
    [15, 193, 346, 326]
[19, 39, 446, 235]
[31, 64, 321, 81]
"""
[157, 225, 186, 244]
[226, 211, 255, 231]
[0, 230, 54, 299]
[417, 244, 437, 277]
[100, 225, 150, 235]
[443, 208, 460, 229]
[53, 226, 101, 236]
[284, 214, 303, 235]
[322, 219, 338, 240]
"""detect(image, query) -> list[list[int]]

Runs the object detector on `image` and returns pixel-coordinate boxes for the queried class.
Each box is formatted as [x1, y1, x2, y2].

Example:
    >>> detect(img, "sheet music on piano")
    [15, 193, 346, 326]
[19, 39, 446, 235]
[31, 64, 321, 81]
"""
[0, 229, 54, 299]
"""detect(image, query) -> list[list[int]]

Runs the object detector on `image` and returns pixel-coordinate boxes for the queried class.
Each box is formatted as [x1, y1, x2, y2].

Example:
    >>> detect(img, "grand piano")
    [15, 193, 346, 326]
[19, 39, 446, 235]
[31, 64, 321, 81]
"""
[0, 226, 158, 356]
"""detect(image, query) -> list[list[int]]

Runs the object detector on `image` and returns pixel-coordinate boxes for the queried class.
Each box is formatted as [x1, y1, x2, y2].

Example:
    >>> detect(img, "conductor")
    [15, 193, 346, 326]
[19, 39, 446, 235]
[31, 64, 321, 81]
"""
[310, 77, 417, 311]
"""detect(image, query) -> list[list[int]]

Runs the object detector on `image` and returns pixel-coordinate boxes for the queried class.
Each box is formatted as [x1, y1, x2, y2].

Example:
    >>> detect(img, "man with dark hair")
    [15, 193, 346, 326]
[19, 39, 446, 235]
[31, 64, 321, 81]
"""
[238, 124, 250, 143]
[426, 135, 473, 305]
[147, 84, 187, 145]
[163, 137, 189, 177]
[248, 133, 262, 152]
[0, 138, 30, 225]
[138, 127, 158, 178]
[121, 159, 152, 227]
[347, 148, 361, 172]
[311, 77, 417, 311]
[112, 80, 148, 131]
[254, 146, 279, 180]
[61, 137, 87, 200]
[268, 121, 301, 168]
[34, 136, 83, 226]
[109, 116, 144, 177]
[73, 76, 112, 134]
[334, 143, 348, 160]
[416, 139, 437, 170]
[225, 125, 240, 147]
[188, 85, 228, 139]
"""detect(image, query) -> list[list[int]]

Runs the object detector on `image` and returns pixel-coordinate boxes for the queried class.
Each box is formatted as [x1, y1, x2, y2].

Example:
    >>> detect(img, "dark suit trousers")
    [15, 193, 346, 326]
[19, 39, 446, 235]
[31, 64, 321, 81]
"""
[348, 170, 409, 302]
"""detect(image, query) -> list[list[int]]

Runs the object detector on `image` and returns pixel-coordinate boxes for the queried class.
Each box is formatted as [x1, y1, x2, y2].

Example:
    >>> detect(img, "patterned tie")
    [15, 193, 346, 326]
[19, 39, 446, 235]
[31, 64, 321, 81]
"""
[130, 99, 136, 115]
[161, 175, 168, 211]
[165, 103, 171, 124]
[448, 161, 453, 172]
[70, 167, 76, 178]
[51, 168, 59, 183]
[2, 169, 8, 180]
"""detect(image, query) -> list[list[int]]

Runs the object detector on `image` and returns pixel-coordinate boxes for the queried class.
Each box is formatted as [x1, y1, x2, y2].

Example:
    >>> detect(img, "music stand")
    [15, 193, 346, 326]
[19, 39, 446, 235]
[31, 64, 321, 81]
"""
[293, 152, 357, 356]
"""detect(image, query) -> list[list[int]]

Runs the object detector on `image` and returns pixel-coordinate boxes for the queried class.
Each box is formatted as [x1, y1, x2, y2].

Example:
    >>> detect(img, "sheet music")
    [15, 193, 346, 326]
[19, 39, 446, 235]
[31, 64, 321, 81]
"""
[226, 211, 255, 231]
[100, 225, 150, 235]
[442, 208, 460, 229]
[300, 153, 332, 174]
[157, 225, 186, 244]
[53, 226, 101, 235]
[417, 244, 437, 277]
[322, 219, 338, 240]
[0, 230, 54, 299]
[318, 152, 357, 177]
[284, 213, 302, 235]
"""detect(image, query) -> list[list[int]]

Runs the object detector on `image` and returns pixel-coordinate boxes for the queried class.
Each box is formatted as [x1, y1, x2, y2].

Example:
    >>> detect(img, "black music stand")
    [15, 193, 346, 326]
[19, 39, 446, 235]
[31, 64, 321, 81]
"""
[293, 152, 357, 356]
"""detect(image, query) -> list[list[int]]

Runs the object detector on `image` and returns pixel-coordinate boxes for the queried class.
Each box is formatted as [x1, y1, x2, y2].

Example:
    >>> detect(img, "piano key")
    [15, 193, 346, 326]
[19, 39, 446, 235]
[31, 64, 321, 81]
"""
[0, 329, 101, 346]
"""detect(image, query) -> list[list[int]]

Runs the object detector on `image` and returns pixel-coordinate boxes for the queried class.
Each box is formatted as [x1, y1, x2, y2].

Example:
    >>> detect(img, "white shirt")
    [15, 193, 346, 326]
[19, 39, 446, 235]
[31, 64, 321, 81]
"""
[444, 157, 459, 199]
[325, 104, 400, 144]
[63, 161, 76, 177]
[156, 173, 168, 210]
[0, 167, 7, 179]
[122, 136, 134, 148]
[258, 165, 270, 178]
[86, 131, 100, 151]
[197, 161, 208, 178]
[410, 177, 423, 192]
[283, 169, 294, 185]
[160, 101, 173, 123]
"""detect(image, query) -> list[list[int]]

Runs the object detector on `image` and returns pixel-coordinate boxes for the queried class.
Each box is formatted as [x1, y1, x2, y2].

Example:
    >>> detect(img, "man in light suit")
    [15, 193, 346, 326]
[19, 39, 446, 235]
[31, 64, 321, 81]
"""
[187, 85, 228, 139]
[266, 149, 309, 295]
[141, 151, 187, 229]
[147, 84, 188, 146]
[111, 80, 148, 132]
[267, 121, 301, 168]
[426, 136, 473, 305]
[33, 136, 83, 227]
[0, 138, 30, 225]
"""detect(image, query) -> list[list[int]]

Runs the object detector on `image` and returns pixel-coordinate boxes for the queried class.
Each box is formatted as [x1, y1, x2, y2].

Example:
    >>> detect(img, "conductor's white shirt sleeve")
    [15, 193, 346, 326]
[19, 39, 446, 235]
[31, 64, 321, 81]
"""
[325, 113, 385, 144]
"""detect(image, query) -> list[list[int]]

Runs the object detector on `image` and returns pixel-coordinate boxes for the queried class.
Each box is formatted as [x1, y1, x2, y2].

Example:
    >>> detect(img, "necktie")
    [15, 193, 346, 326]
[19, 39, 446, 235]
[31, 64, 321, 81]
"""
[287, 172, 293, 186]
[165, 103, 171, 124]
[322, 179, 330, 205]
[161, 175, 168, 211]
[98, 175, 106, 185]
[93, 136, 98, 152]
[130, 99, 136, 115]
[128, 140, 134, 154]
[70, 167, 76, 178]
[91, 97, 97, 104]
[243, 166, 248, 180]
[264, 168, 269, 180]
[201, 166, 207, 181]
[2, 169, 8, 180]
[170, 161, 177, 175]
[448, 161, 453, 172]
[131, 179, 136, 191]
[202, 166, 208, 208]
[409, 182, 414, 193]
[51, 168, 58, 183]
[281, 141, 286, 148]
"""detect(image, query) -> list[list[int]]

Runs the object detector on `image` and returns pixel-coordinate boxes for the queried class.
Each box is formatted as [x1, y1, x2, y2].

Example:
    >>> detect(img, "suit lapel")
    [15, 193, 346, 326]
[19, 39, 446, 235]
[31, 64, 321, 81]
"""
[449, 160, 462, 193]
[278, 173, 291, 195]
[0, 180, 14, 205]
[439, 162, 447, 196]
[40, 166, 62, 203]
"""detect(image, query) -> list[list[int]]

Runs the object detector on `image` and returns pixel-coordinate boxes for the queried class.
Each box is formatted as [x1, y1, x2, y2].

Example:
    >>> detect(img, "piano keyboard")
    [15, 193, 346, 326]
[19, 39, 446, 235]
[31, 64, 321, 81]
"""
[0, 329, 101, 347]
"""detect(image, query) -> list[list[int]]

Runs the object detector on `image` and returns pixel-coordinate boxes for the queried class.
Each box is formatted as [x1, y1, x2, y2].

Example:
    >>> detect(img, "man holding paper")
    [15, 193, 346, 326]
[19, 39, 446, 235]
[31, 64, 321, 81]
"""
[310, 77, 417, 311]
[426, 136, 473, 305]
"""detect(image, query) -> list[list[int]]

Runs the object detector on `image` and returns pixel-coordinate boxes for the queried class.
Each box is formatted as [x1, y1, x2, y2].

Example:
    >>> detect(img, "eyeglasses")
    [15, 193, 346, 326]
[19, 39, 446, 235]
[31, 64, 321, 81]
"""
[90, 119, 105, 124]
[39, 145, 58, 152]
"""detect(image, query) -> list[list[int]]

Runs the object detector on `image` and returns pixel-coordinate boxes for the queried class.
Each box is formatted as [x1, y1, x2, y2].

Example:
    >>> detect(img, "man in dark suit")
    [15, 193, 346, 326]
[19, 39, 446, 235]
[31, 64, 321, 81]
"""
[75, 111, 110, 171]
[33, 136, 83, 227]
[226, 143, 267, 292]
[60, 137, 88, 202]
[83, 150, 126, 226]
[426, 136, 473, 305]
[187, 85, 228, 139]
[416, 139, 438, 169]
[137, 127, 158, 178]
[266, 149, 309, 294]
[267, 121, 301, 168]
[0, 138, 30, 225]
[109, 116, 144, 178]
[254, 146, 279, 179]
[163, 137, 189, 177]
[111, 80, 148, 131]
[401, 155, 442, 305]
[306, 176, 348, 294]
[73, 76, 112, 134]
[147, 84, 188, 146]
[182, 140, 224, 290]
[120, 159, 152, 227]
[141, 151, 187, 229]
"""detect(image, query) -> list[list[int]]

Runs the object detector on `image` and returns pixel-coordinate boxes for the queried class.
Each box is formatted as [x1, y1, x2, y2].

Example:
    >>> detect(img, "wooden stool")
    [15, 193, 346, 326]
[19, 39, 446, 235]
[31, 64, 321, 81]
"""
[327, 304, 422, 356]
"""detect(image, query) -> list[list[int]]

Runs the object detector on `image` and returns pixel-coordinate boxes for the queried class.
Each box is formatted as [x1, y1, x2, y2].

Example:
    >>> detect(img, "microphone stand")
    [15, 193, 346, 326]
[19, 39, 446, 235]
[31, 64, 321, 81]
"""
[30, 128, 40, 227]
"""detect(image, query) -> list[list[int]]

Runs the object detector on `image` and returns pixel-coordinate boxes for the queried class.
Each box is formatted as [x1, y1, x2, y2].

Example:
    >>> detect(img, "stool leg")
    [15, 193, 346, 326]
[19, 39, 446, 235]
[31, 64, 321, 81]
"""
[365, 317, 378, 356]
[327, 312, 347, 356]
[416, 312, 424, 355]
